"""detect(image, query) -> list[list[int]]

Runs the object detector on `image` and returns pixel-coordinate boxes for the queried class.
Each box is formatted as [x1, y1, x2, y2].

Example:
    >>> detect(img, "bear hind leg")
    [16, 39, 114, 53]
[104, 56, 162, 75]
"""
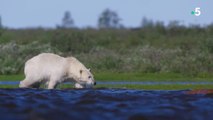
[19, 77, 41, 88]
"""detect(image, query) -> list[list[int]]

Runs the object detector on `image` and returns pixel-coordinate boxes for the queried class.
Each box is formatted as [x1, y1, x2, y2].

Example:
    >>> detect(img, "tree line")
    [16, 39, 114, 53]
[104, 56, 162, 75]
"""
[56, 9, 213, 29]
[1, 8, 212, 30]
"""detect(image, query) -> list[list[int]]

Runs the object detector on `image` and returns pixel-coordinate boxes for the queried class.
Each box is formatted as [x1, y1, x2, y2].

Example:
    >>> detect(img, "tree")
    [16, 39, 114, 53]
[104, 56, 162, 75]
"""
[168, 20, 180, 28]
[0, 16, 2, 36]
[98, 8, 122, 29]
[0, 16, 2, 29]
[141, 17, 154, 28]
[61, 11, 74, 28]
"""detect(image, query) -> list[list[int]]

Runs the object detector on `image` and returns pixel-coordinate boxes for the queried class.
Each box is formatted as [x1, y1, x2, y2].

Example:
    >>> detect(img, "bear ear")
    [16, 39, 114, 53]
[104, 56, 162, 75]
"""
[80, 69, 83, 74]
[88, 68, 91, 72]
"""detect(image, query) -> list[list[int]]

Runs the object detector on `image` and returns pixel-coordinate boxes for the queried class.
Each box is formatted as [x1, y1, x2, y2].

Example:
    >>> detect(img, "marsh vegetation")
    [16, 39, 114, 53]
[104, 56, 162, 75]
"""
[0, 25, 213, 76]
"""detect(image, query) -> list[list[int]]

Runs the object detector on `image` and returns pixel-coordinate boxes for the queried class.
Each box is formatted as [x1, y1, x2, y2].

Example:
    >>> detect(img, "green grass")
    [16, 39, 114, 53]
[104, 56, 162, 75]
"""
[0, 74, 24, 81]
[0, 85, 19, 88]
[95, 72, 213, 81]
[0, 73, 212, 89]
[0, 72, 212, 81]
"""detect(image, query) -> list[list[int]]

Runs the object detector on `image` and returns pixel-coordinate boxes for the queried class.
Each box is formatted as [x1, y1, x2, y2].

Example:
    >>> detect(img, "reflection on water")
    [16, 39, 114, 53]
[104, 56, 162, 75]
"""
[0, 88, 212, 120]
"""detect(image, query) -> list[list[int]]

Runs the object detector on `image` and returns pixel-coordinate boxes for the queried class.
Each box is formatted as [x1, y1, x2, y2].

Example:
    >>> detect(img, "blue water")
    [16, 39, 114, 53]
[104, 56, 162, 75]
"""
[0, 88, 212, 120]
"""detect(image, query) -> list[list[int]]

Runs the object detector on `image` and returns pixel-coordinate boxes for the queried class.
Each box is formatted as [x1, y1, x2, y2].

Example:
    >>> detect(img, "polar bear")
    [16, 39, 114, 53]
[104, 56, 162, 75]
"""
[19, 53, 96, 89]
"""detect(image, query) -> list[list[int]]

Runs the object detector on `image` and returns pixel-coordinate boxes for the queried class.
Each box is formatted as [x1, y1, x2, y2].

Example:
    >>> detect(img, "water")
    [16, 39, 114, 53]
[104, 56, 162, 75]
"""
[0, 88, 212, 120]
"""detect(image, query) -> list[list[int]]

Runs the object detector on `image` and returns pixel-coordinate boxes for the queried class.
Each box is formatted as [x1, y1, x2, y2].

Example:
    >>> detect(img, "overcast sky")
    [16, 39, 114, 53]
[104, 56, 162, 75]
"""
[0, 0, 213, 28]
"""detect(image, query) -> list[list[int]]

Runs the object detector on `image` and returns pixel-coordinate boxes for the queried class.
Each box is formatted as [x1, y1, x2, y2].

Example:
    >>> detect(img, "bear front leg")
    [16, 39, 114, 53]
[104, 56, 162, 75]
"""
[75, 83, 84, 88]
[48, 80, 58, 89]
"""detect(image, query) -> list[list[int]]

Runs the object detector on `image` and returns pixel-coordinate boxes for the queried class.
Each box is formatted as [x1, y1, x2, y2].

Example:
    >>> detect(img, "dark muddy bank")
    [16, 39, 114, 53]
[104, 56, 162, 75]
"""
[0, 88, 212, 120]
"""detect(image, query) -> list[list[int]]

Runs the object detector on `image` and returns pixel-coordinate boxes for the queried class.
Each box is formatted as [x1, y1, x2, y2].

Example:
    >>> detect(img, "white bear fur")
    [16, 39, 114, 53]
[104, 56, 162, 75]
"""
[19, 53, 95, 89]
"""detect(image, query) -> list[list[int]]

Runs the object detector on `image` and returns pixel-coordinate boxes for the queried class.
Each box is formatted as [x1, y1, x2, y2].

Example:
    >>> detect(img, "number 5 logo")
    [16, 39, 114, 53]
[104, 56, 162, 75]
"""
[194, 7, 201, 16]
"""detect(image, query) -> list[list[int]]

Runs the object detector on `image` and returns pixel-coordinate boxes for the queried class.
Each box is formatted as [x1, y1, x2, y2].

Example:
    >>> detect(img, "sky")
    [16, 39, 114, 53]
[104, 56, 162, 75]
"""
[0, 0, 213, 28]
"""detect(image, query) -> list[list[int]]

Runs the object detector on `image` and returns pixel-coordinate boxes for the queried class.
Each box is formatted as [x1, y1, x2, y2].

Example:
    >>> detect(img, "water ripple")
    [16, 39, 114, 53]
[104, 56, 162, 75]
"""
[0, 88, 212, 120]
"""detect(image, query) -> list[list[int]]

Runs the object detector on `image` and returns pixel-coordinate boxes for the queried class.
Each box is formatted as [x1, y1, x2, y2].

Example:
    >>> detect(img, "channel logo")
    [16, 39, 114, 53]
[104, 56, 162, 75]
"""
[191, 7, 201, 16]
